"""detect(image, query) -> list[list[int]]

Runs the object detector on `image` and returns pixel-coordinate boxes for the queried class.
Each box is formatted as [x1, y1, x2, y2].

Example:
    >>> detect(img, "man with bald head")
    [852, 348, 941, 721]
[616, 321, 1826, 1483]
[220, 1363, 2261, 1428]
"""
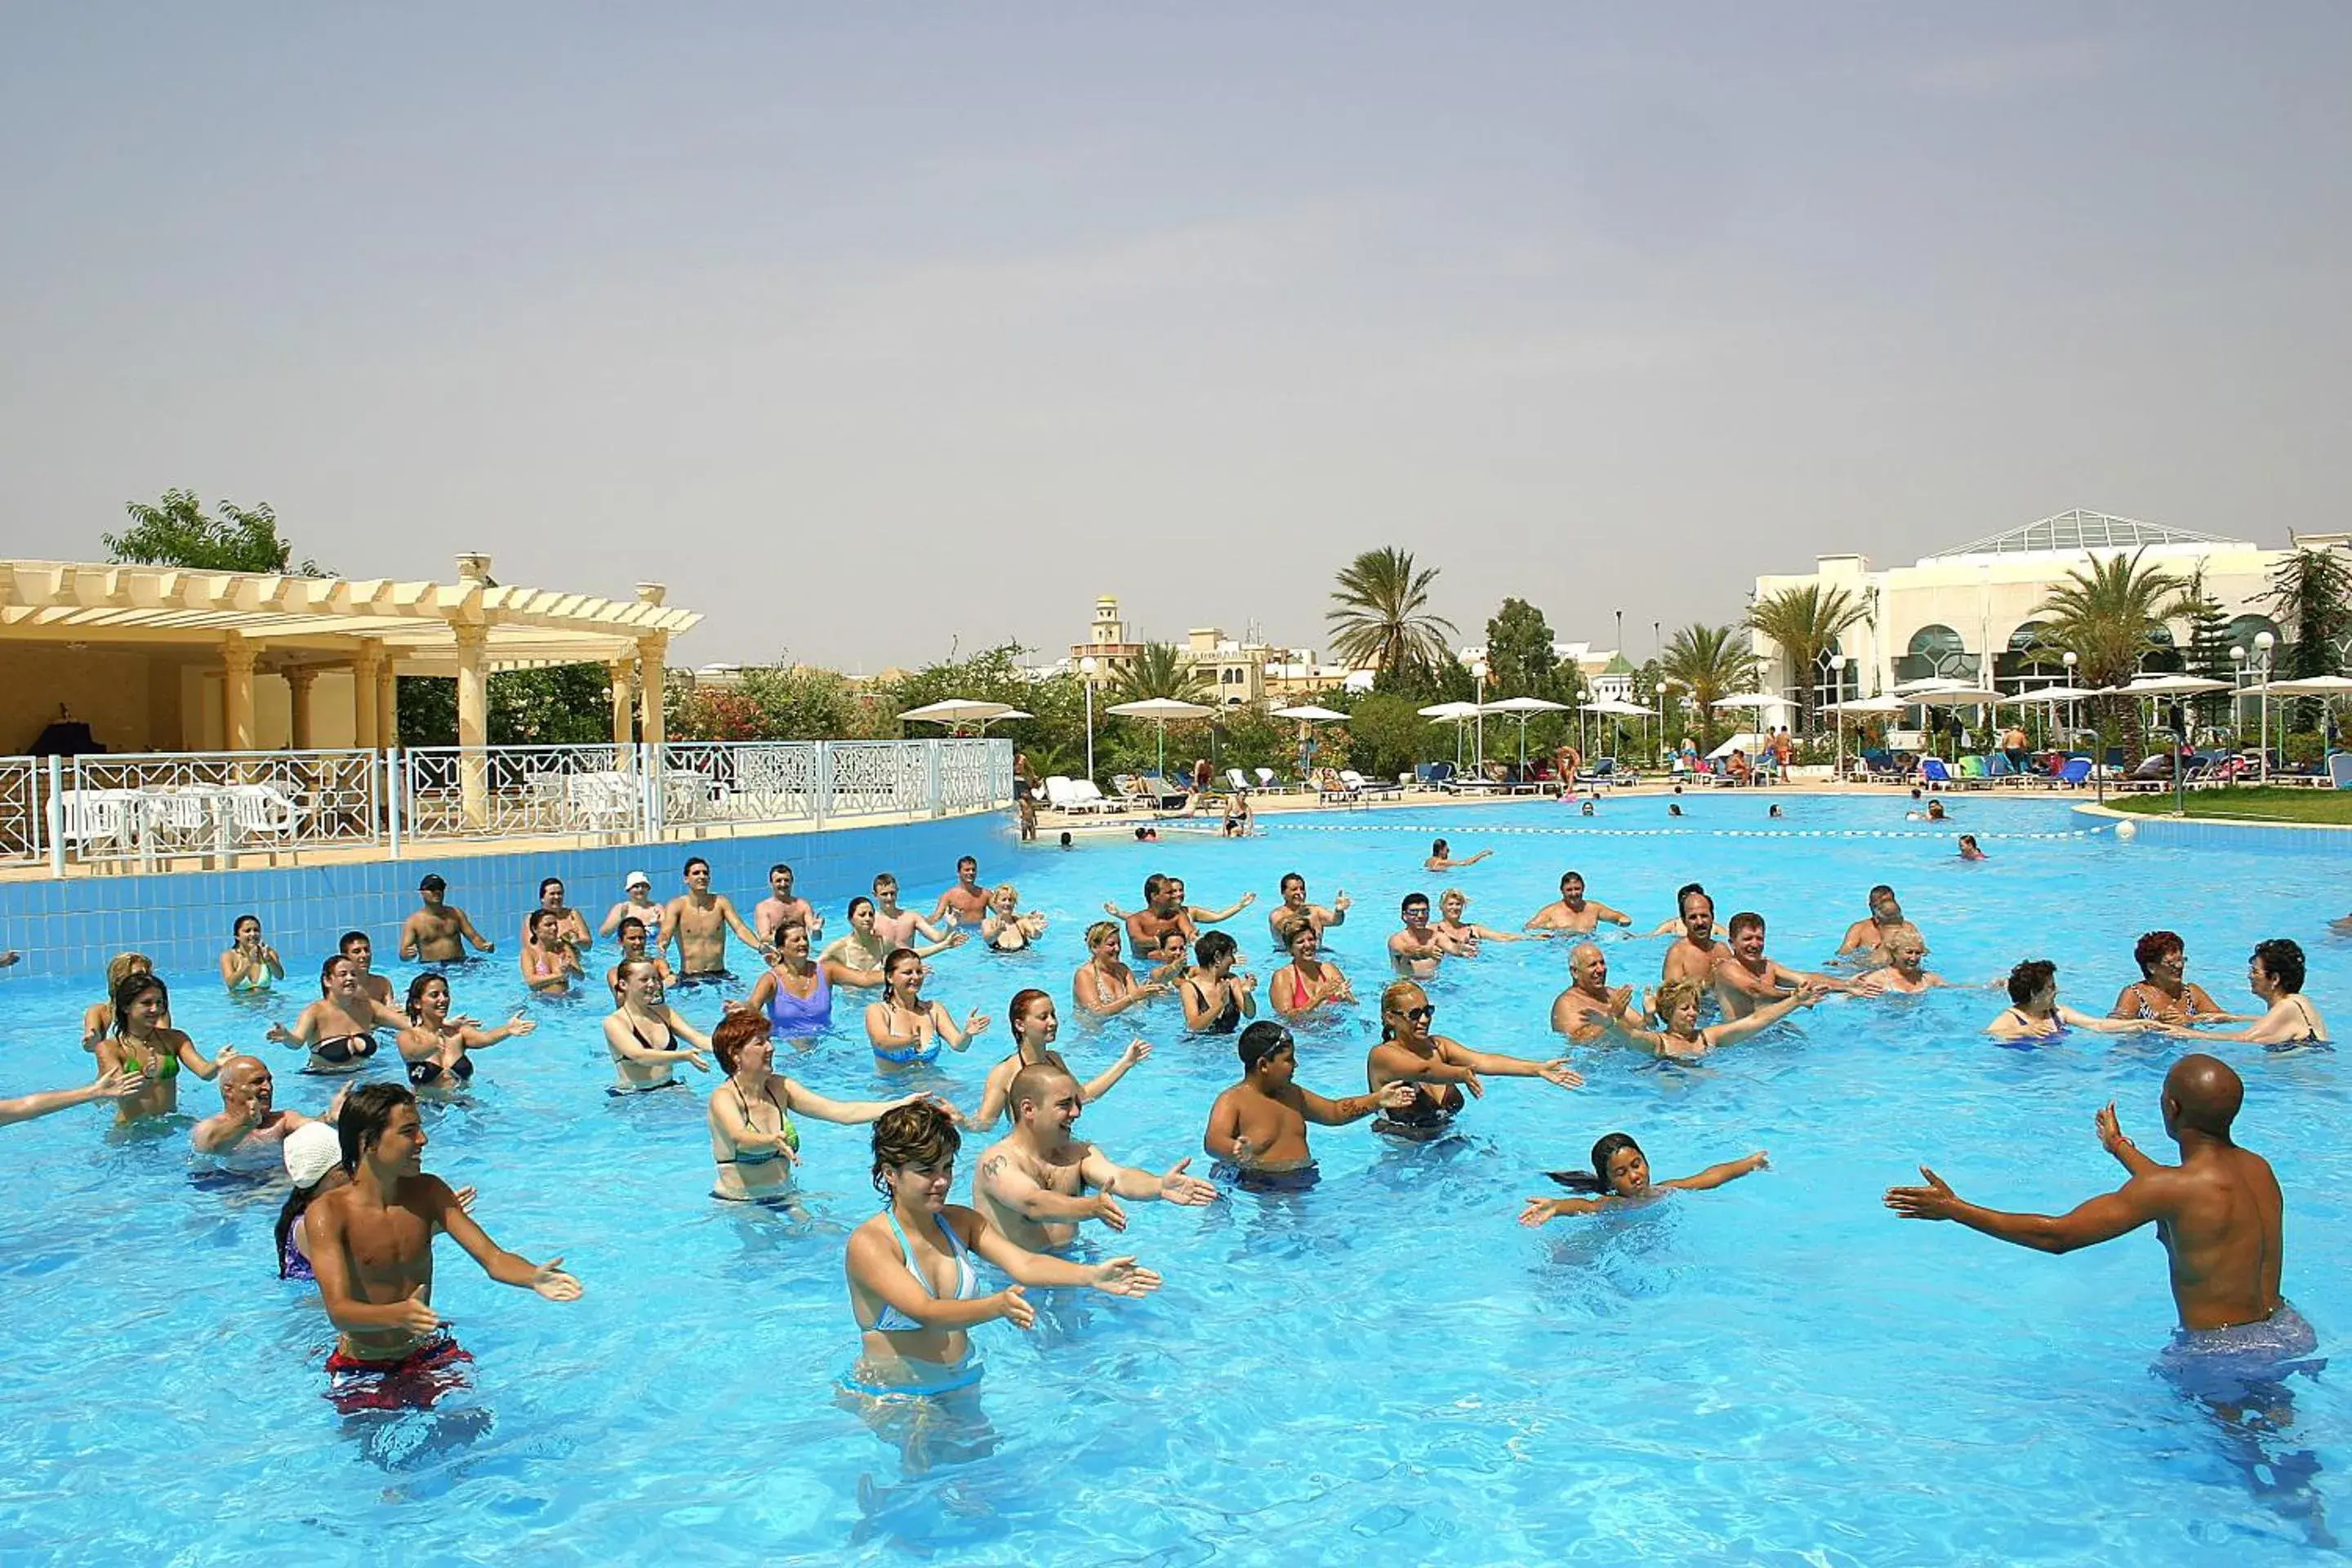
[192, 1055, 316, 1172]
[973, 1062, 1219, 1251]
[1886, 1054, 2311, 1378]
[1550, 943, 1646, 1042]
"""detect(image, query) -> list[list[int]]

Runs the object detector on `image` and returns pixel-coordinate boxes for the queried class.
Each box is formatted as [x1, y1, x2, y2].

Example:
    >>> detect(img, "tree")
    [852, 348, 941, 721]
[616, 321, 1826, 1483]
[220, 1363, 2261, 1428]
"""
[1482, 598, 1557, 697]
[1744, 584, 1868, 736]
[396, 665, 615, 746]
[1108, 642, 1215, 705]
[1659, 624, 1763, 751]
[1334, 692, 1437, 782]
[2265, 546, 2352, 680]
[105, 488, 327, 575]
[2178, 568, 2234, 733]
[1327, 547, 1457, 684]
[2035, 549, 2189, 764]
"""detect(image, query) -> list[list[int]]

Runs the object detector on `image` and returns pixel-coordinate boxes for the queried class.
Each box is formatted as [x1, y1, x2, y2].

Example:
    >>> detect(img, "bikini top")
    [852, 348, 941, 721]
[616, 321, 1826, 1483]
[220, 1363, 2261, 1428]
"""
[867, 1210, 978, 1332]
[719, 1080, 798, 1166]
[315, 1032, 378, 1064]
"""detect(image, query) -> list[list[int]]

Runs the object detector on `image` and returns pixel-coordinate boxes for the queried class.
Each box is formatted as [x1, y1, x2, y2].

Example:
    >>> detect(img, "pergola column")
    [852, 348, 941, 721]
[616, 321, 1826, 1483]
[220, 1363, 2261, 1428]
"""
[637, 634, 667, 755]
[286, 667, 318, 751]
[353, 640, 382, 752]
[610, 659, 636, 760]
[454, 623, 490, 826]
[376, 658, 397, 750]
[221, 632, 257, 751]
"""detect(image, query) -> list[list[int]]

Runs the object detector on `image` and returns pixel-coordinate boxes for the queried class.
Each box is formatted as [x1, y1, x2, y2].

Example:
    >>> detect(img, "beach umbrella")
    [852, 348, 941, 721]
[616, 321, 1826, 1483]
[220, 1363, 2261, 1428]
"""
[1822, 695, 1906, 778]
[1105, 697, 1214, 775]
[1579, 697, 1655, 764]
[1272, 705, 1347, 777]
[1710, 693, 1796, 712]
[1418, 701, 1483, 772]
[1483, 694, 1570, 767]
[898, 697, 1027, 736]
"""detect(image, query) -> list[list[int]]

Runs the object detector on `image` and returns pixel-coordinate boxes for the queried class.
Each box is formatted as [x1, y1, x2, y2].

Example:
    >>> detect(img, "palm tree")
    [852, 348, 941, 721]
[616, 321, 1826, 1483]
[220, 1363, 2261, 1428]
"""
[1745, 585, 1869, 736]
[1327, 547, 1458, 684]
[1659, 623, 1763, 751]
[2035, 549, 2189, 764]
[1109, 642, 1214, 705]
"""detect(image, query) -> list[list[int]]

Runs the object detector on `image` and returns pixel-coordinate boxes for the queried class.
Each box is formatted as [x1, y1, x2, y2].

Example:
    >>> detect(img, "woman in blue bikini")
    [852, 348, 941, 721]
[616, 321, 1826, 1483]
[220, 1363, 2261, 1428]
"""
[843, 1099, 1162, 1394]
[863, 949, 991, 1069]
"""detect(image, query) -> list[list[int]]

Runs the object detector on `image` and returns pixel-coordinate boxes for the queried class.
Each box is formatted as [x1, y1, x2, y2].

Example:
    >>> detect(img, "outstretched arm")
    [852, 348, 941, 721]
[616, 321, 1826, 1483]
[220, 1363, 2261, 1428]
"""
[2095, 1102, 2162, 1178]
[0, 1067, 141, 1128]
[1883, 1166, 2160, 1254]
[1190, 896, 1255, 924]
[439, 1178, 581, 1295]
[780, 1078, 924, 1126]
[977, 1152, 1119, 1225]
[1083, 1146, 1217, 1205]
[1447, 1041, 1582, 1088]
[1081, 1040, 1150, 1101]
[1664, 1152, 1768, 1192]
[1707, 987, 1819, 1049]
[964, 1213, 1160, 1296]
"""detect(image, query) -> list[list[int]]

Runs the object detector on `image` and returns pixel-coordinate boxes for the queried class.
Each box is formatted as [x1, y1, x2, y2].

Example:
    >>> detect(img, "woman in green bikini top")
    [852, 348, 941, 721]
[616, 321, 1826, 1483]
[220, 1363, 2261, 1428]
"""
[705, 1013, 931, 1202]
[219, 915, 284, 993]
[96, 973, 224, 1124]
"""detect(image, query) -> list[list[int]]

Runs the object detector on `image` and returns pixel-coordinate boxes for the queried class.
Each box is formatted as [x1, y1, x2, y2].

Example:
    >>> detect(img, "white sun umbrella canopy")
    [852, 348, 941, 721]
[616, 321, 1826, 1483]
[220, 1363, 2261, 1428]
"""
[1483, 694, 1570, 766]
[1711, 693, 1796, 713]
[1417, 701, 1482, 773]
[900, 697, 1021, 726]
[1823, 696, 1909, 715]
[2242, 675, 2352, 697]
[1272, 704, 1348, 780]
[1105, 697, 1215, 775]
[2116, 675, 2232, 697]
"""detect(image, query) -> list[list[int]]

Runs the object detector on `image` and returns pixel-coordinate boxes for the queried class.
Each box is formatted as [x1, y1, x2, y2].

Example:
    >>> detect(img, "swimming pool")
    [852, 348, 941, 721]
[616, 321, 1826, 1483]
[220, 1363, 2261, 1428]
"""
[3, 792, 2345, 1563]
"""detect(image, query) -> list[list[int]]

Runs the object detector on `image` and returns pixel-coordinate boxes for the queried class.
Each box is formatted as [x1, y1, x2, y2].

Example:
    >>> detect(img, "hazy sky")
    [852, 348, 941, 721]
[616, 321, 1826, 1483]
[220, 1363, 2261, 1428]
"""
[4, 6, 2347, 670]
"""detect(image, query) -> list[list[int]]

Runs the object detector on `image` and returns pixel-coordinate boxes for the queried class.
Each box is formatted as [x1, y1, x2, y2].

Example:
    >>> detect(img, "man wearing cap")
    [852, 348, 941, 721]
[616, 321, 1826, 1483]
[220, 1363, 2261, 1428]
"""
[521, 877, 594, 956]
[192, 1055, 316, 1173]
[599, 871, 669, 949]
[399, 875, 497, 964]
[1202, 1022, 1415, 1192]
[753, 862, 824, 946]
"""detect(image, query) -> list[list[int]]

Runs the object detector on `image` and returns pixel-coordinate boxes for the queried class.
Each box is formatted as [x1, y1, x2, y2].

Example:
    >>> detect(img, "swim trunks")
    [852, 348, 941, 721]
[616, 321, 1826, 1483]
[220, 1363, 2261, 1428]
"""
[324, 1333, 473, 1414]
[838, 1354, 985, 1399]
[1209, 1160, 1320, 1193]
[2157, 1303, 2323, 1400]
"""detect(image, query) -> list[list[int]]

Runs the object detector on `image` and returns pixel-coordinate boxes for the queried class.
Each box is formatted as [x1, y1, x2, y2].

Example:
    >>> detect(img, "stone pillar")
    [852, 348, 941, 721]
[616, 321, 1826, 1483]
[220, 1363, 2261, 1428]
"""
[610, 659, 635, 756]
[221, 633, 257, 751]
[376, 660, 397, 750]
[286, 667, 317, 751]
[637, 634, 667, 754]
[353, 640, 382, 752]
[454, 624, 489, 826]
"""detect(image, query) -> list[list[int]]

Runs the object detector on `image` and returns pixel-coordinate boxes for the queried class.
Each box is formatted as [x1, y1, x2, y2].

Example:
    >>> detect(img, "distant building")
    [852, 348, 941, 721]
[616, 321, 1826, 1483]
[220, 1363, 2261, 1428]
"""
[1068, 594, 1356, 707]
[1452, 639, 1629, 697]
[1069, 595, 1147, 686]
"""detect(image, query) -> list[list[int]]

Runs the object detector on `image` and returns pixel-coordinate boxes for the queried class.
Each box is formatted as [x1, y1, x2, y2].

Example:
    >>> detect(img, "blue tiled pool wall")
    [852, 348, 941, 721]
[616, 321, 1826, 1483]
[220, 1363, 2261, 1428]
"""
[2071, 804, 2352, 855]
[0, 814, 1015, 984]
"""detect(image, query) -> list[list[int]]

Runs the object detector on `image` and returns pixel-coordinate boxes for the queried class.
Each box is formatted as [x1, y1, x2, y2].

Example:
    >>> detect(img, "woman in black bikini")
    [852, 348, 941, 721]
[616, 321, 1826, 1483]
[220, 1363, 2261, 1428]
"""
[397, 973, 537, 1093]
[2163, 939, 2331, 1047]
[1180, 931, 1257, 1036]
[268, 956, 408, 1076]
[2109, 930, 2253, 1027]
[603, 957, 712, 1092]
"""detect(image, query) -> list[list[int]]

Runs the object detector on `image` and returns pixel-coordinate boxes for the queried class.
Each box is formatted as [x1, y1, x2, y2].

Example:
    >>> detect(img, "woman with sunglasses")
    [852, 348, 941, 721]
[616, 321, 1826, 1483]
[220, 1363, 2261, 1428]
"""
[1364, 981, 1583, 1140]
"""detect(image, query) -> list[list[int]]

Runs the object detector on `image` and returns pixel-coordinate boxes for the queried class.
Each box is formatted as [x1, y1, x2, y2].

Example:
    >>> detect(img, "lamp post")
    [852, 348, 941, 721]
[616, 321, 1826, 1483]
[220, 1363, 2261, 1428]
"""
[2255, 630, 2275, 781]
[1079, 657, 1097, 782]
[1829, 653, 1848, 782]
[1472, 660, 1488, 773]
[2061, 651, 2078, 751]
[1659, 676, 1685, 769]
[2231, 644, 2247, 751]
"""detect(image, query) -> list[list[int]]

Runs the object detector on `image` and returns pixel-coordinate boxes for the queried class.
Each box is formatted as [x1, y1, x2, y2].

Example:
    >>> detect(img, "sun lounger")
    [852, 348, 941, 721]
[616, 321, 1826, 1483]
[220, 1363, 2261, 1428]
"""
[1341, 768, 1401, 800]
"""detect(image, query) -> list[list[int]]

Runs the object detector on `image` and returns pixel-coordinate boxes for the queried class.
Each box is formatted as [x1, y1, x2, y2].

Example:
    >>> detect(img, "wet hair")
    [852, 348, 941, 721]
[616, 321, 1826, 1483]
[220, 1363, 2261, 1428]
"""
[1668, 803, 1683, 816]
[539, 877, 564, 899]
[337, 1081, 417, 1174]
[403, 972, 447, 1021]
[1727, 911, 1765, 939]
[1143, 873, 1168, 901]
[318, 954, 353, 992]
[711, 1011, 771, 1075]
[1008, 988, 1053, 1031]
[2253, 938, 2305, 995]
[1432, 839, 1449, 856]
[873, 872, 899, 892]
[1549, 1132, 1645, 1195]
[617, 915, 646, 939]
[1195, 930, 1238, 969]
[882, 947, 923, 987]
[1280, 872, 1305, 893]
[2133, 930, 2184, 978]
[1010, 1061, 1078, 1119]
[338, 931, 371, 956]
[613, 956, 659, 992]
[1238, 1019, 1294, 1072]
[768, 862, 793, 880]
[528, 908, 559, 936]
[1653, 978, 1704, 1027]
[847, 896, 875, 922]
[870, 1099, 961, 1196]
[2007, 959, 2057, 1008]
[233, 914, 261, 938]
[1676, 884, 1711, 915]
[1084, 920, 1120, 950]
[104, 951, 154, 998]
[1400, 892, 1430, 914]
[112, 972, 168, 1034]
[773, 918, 808, 945]
[684, 856, 710, 875]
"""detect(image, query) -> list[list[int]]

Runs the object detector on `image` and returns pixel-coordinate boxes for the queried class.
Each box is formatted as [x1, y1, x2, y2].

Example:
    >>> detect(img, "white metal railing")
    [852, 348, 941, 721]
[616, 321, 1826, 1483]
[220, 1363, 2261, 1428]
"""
[401, 743, 640, 842]
[657, 741, 822, 829]
[60, 750, 380, 867]
[0, 757, 41, 865]
[826, 740, 934, 819]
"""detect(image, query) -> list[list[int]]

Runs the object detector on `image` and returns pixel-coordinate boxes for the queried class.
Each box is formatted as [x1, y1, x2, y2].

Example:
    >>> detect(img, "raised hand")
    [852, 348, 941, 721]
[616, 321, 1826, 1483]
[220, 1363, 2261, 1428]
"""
[1157, 1157, 1219, 1205]
[94, 1064, 147, 1101]
[964, 1012, 991, 1037]
[531, 1257, 583, 1302]
[1538, 1060, 1584, 1089]
[454, 1185, 479, 1212]
[1374, 1081, 1419, 1111]
[1518, 1196, 1561, 1227]
[1090, 1257, 1162, 1298]
[1883, 1166, 1958, 1221]
[2095, 1102, 2133, 1154]
[506, 1014, 538, 1037]
[1119, 1039, 1153, 1068]
[1089, 1192, 1130, 1232]
[686, 1049, 713, 1073]
[996, 1285, 1037, 1330]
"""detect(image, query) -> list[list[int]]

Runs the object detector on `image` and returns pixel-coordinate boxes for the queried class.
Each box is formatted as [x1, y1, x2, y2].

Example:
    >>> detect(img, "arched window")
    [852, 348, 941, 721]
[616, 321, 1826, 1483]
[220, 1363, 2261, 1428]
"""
[1994, 621, 2062, 692]
[2225, 614, 2281, 653]
[1811, 640, 1860, 714]
[2139, 626, 2182, 675]
[1894, 625, 1977, 685]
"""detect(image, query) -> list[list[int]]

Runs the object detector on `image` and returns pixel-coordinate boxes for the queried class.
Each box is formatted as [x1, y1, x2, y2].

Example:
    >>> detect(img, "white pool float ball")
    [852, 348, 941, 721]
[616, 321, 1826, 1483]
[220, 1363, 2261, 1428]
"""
[2114, 820, 2137, 841]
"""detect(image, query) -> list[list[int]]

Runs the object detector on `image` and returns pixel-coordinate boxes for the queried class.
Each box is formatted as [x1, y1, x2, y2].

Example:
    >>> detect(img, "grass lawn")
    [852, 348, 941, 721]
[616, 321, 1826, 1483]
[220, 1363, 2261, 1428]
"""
[2105, 786, 2352, 824]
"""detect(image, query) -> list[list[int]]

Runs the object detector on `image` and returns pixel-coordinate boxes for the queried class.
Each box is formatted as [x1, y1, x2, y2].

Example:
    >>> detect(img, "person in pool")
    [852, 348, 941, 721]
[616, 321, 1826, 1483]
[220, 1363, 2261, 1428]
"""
[604, 916, 677, 1004]
[0, 1063, 145, 1129]
[1071, 920, 1174, 1018]
[305, 1083, 580, 1413]
[1549, 942, 1646, 1042]
[664, 857, 771, 981]
[598, 869, 668, 948]
[1885, 1055, 2312, 1382]
[1519, 1134, 1770, 1224]
[1855, 929, 1951, 995]
[1957, 834, 1986, 862]
[1988, 960, 2158, 1041]
[824, 895, 963, 980]
[1107, 875, 1255, 959]
[973, 1062, 1219, 1251]
[399, 874, 496, 964]
[931, 855, 993, 928]
[268, 956, 410, 1076]
[1268, 918, 1354, 1019]
[1365, 980, 1582, 1139]
[1604, 975, 1824, 1060]
[337, 932, 394, 1009]
[1659, 885, 1727, 986]
[752, 862, 825, 946]
[1838, 885, 1921, 965]
[1433, 889, 1526, 951]
[707, 1013, 932, 1204]
[865, 949, 991, 1067]
[604, 957, 713, 1091]
[2111, 930, 2252, 1027]
[2160, 940, 2330, 1047]
[964, 990, 1150, 1133]
[1144, 929, 1192, 990]
[871, 872, 957, 950]
[82, 951, 157, 1050]
[191, 1055, 317, 1171]
[1267, 874, 1350, 945]
[1524, 871, 1633, 935]
[1203, 1022, 1415, 1192]
[745, 920, 881, 1045]
[96, 973, 224, 1123]
[1179, 931, 1258, 1035]
[399, 973, 535, 1092]
[520, 876, 594, 957]
[980, 884, 1049, 953]
[1388, 892, 1470, 978]
[844, 1100, 1163, 1395]
[519, 908, 584, 994]
[1711, 912, 1857, 1021]
[1423, 839, 1492, 872]
[219, 915, 284, 992]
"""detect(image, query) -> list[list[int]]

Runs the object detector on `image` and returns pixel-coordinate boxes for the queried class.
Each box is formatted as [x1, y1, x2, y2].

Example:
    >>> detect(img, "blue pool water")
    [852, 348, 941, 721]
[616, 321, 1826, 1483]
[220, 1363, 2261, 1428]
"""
[3, 793, 2348, 1564]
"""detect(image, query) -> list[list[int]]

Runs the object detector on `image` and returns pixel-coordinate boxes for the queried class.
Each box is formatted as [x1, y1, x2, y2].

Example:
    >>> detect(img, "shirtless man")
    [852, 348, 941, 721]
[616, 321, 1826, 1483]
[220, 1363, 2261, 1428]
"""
[1886, 1055, 2312, 1373]
[522, 877, 593, 956]
[1839, 885, 1921, 964]
[598, 870, 668, 947]
[399, 875, 495, 964]
[1524, 871, 1633, 935]
[1365, 980, 1582, 1140]
[1856, 929, 1950, 995]
[931, 856, 991, 928]
[1712, 912, 1854, 1021]
[328, 932, 394, 1009]
[753, 862, 824, 945]
[1423, 838, 1492, 872]
[1659, 885, 1727, 986]
[191, 1055, 315, 1171]
[1202, 1021, 1415, 1191]
[1267, 873, 1350, 945]
[304, 1084, 580, 1410]
[871, 873, 953, 949]
[972, 1063, 1218, 1251]
[1108, 875, 1256, 960]
[664, 857, 769, 980]
[1388, 892, 1472, 978]
[1550, 942, 1647, 1042]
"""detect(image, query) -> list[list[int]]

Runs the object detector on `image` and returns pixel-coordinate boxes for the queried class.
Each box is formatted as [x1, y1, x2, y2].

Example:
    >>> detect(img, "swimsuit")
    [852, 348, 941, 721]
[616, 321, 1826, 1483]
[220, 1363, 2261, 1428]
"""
[305, 1031, 379, 1074]
[1189, 980, 1242, 1035]
[1373, 1081, 1464, 1141]
[873, 1003, 941, 1066]
[765, 964, 833, 1036]
[2156, 1302, 2323, 1401]
[608, 1018, 689, 1094]
[715, 1080, 801, 1182]
[325, 1332, 473, 1414]
[407, 1053, 475, 1088]
[869, 1210, 979, 1332]
[1277, 969, 1316, 1013]
[2128, 985, 2207, 1022]
[1210, 1159, 1320, 1194]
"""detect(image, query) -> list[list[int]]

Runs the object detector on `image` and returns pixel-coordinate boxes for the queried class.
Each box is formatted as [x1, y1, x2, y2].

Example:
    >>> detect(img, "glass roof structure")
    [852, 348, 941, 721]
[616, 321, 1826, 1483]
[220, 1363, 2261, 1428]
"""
[1927, 510, 2254, 561]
